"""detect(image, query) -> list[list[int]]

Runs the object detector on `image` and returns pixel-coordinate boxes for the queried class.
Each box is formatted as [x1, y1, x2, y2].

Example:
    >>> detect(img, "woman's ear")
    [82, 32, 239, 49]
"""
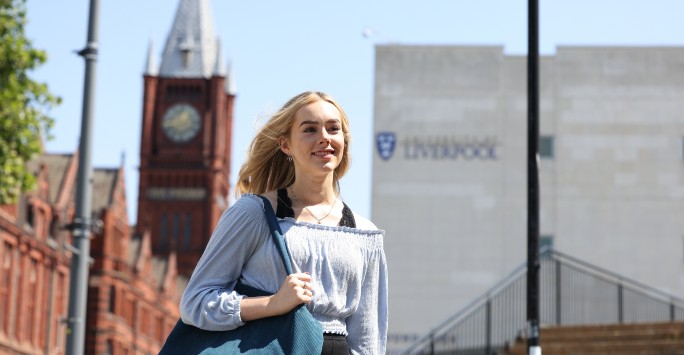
[279, 136, 290, 156]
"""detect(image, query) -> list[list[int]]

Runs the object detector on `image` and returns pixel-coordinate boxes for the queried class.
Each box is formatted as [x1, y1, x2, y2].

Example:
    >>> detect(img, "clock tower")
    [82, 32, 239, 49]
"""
[136, 0, 235, 277]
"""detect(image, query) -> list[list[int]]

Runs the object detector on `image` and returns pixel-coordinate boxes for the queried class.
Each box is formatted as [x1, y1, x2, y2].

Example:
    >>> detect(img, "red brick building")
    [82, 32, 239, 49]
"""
[0, 154, 75, 354]
[0, 0, 234, 353]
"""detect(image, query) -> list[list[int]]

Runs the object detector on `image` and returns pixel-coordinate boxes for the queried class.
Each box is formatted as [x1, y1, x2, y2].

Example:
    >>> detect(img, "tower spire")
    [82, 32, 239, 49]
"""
[159, 0, 218, 78]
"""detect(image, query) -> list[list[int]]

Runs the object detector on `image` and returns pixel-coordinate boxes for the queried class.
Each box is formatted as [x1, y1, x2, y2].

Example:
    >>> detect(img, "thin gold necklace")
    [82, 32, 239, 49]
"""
[290, 188, 338, 224]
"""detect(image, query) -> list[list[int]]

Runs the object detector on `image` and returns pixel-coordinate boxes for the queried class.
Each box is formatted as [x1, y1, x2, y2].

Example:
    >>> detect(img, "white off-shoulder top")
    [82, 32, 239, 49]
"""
[179, 194, 388, 355]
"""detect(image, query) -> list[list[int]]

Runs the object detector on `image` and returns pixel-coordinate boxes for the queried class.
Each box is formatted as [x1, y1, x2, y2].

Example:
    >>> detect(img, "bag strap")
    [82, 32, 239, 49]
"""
[257, 195, 294, 275]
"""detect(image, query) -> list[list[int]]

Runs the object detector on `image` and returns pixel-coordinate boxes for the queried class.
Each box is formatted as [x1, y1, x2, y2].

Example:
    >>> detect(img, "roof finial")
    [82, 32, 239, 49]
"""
[144, 38, 158, 76]
[226, 60, 237, 95]
[213, 38, 226, 76]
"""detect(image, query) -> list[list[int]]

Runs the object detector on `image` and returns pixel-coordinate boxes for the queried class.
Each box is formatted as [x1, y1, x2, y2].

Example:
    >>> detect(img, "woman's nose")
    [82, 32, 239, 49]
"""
[319, 130, 331, 143]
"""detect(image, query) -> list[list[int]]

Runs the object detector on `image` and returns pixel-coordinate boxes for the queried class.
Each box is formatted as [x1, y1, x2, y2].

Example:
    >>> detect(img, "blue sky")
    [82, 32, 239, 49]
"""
[25, 0, 684, 223]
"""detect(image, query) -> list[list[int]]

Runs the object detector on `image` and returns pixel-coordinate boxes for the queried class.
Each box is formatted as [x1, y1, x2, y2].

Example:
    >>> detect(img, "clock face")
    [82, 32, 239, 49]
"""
[162, 103, 201, 143]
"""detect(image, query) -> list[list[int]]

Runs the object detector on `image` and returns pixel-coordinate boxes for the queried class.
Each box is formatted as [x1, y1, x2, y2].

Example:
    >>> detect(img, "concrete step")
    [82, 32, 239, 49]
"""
[506, 322, 684, 355]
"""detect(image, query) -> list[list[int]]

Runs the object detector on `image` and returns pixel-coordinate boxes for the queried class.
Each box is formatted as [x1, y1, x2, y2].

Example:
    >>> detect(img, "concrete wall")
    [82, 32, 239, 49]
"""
[372, 45, 684, 343]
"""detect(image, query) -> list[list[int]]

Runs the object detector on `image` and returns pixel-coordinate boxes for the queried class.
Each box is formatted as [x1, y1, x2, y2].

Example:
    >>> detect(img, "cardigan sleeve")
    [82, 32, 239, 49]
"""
[346, 240, 389, 355]
[179, 195, 268, 331]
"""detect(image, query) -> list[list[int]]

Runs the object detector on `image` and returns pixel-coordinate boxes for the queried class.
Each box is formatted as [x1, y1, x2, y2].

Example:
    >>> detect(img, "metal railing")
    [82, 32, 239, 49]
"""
[398, 247, 684, 355]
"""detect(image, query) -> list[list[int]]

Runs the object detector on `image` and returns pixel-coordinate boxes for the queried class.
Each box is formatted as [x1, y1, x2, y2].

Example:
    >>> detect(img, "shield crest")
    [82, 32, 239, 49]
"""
[376, 132, 396, 161]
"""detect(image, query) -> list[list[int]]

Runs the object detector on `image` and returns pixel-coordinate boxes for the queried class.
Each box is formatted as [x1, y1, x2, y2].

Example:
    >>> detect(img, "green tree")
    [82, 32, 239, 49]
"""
[0, 0, 61, 204]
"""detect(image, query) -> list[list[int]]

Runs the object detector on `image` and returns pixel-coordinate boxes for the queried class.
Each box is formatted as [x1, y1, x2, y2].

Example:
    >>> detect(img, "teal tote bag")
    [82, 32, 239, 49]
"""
[158, 196, 323, 354]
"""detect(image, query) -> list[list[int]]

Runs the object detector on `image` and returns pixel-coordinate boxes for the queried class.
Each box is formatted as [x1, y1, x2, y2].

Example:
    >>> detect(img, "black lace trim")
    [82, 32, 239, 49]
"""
[276, 188, 356, 228]
[339, 202, 356, 228]
[276, 188, 295, 219]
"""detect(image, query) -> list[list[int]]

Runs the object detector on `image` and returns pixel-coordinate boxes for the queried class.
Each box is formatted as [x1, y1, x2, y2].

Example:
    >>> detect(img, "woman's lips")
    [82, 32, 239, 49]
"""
[313, 150, 335, 157]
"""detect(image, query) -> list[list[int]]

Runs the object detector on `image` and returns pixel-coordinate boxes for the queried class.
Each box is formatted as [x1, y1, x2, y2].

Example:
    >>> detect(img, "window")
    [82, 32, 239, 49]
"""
[124, 297, 136, 326]
[109, 285, 116, 313]
[1, 243, 13, 334]
[172, 214, 180, 247]
[104, 340, 113, 355]
[38, 263, 47, 348]
[49, 219, 60, 241]
[183, 213, 192, 250]
[540, 235, 554, 251]
[52, 272, 66, 349]
[181, 48, 192, 68]
[25, 259, 38, 343]
[140, 306, 149, 336]
[160, 214, 168, 250]
[156, 315, 165, 341]
[35, 207, 45, 239]
[539, 135, 554, 159]
[26, 203, 35, 228]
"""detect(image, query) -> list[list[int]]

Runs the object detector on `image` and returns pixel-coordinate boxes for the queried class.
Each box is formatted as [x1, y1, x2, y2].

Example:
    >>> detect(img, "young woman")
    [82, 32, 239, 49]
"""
[179, 91, 388, 354]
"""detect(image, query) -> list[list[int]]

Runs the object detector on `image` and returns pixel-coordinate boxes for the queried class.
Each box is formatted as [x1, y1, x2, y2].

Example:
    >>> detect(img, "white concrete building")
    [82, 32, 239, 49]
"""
[371, 45, 684, 343]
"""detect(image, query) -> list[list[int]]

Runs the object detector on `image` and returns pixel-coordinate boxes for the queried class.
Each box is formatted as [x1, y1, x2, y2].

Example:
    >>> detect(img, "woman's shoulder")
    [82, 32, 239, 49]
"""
[232, 193, 268, 212]
[351, 212, 379, 231]
[232, 191, 281, 216]
[257, 190, 278, 212]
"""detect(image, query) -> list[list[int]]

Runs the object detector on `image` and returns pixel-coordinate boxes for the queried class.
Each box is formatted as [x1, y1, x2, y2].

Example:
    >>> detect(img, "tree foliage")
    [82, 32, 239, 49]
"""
[0, 0, 61, 204]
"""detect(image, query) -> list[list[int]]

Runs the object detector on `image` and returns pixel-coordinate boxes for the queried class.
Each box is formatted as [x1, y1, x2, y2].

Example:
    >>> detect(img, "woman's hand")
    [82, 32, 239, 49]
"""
[268, 273, 314, 315]
[239, 272, 314, 321]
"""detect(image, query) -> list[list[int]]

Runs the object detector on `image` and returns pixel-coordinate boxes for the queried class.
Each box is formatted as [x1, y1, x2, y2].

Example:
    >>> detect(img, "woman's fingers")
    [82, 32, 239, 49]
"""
[295, 276, 314, 300]
[301, 280, 314, 302]
[294, 272, 312, 283]
[289, 273, 314, 292]
[300, 280, 313, 291]
[278, 273, 315, 306]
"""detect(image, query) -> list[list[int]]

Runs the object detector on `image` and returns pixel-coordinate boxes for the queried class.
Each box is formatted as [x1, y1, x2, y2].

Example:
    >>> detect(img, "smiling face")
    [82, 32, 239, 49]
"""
[280, 100, 345, 178]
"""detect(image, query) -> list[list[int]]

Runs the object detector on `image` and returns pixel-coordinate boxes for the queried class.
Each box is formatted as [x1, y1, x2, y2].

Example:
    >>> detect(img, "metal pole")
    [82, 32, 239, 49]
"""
[555, 259, 561, 325]
[618, 283, 624, 324]
[527, 0, 541, 354]
[485, 299, 492, 355]
[66, 0, 100, 353]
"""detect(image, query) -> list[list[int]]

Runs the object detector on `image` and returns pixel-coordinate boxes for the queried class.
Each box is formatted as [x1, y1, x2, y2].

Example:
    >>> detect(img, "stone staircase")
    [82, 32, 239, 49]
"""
[506, 322, 684, 355]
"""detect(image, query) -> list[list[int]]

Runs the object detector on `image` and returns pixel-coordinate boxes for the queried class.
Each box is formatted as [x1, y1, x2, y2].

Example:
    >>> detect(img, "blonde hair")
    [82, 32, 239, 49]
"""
[236, 91, 351, 196]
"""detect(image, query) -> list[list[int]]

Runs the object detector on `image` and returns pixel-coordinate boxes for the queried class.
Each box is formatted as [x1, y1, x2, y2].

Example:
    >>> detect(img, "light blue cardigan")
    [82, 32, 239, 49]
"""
[179, 194, 388, 355]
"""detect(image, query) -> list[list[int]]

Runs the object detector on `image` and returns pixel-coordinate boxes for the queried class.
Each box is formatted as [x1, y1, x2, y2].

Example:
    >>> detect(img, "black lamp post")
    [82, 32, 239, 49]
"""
[527, 0, 542, 354]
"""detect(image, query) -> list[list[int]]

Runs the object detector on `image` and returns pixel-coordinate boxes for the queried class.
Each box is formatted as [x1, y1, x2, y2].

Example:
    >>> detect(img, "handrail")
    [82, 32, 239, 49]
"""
[398, 249, 538, 354]
[548, 249, 684, 304]
[398, 247, 684, 354]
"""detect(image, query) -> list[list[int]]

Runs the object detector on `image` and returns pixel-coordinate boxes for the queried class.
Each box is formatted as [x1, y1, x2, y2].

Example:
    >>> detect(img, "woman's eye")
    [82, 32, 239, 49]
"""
[328, 125, 341, 132]
[303, 127, 316, 133]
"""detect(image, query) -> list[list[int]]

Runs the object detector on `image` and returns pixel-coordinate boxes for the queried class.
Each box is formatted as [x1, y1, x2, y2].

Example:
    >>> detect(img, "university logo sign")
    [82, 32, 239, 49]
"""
[376, 132, 397, 161]
[403, 136, 498, 161]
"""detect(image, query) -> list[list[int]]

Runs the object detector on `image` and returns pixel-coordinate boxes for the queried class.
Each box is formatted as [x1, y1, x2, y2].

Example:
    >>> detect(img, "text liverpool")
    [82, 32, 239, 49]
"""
[401, 136, 498, 160]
